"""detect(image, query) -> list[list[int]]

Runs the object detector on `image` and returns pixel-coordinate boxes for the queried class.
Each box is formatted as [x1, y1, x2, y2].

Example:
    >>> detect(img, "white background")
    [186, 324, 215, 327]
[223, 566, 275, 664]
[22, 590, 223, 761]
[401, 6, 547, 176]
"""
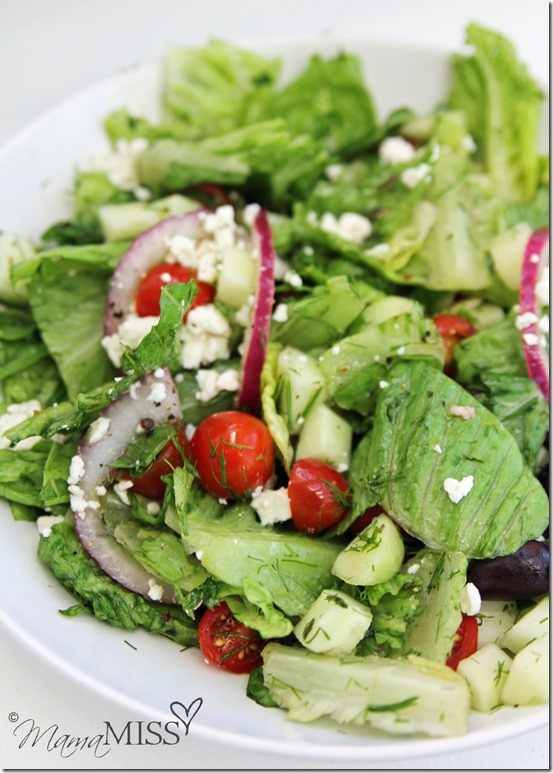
[0, 0, 550, 769]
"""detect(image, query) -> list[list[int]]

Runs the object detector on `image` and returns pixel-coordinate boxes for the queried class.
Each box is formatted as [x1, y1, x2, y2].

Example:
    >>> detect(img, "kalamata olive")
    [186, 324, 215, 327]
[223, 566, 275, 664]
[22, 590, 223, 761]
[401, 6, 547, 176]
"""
[467, 540, 549, 600]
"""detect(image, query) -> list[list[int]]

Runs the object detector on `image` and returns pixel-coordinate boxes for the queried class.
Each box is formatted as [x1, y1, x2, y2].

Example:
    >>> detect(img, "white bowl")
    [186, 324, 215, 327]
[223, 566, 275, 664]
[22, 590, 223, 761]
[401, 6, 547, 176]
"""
[0, 38, 548, 762]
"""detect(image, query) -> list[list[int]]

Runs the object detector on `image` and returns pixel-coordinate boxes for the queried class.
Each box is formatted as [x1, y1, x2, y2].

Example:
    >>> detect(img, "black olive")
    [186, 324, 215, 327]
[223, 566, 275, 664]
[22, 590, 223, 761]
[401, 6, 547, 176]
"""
[467, 540, 549, 601]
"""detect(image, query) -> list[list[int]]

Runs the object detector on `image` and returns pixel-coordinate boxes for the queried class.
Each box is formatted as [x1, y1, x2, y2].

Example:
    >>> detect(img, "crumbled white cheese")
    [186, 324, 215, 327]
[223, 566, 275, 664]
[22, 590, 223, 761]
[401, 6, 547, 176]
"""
[272, 303, 289, 323]
[181, 304, 232, 370]
[459, 582, 482, 616]
[379, 380, 390, 389]
[535, 267, 549, 307]
[129, 383, 141, 401]
[147, 578, 164, 601]
[325, 163, 344, 181]
[195, 368, 240, 403]
[407, 563, 420, 575]
[515, 311, 539, 330]
[185, 423, 196, 441]
[243, 203, 261, 228]
[378, 136, 416, 165]
[102, 314, 159, 368]
[218, 498, 228, 505]
[303, 245, 314, 256]
[400, 163, 432, 189]
[0, 399, 43, 450]
[523, 332, 540, 347]
[251, 487, 292, 527]
[449, 404, 476, 420]
[88, 416, 111, 444]
[95, 485, 107, 497]
[147, 381, 167, 405]
[146, 501, 161, 515]
[36, 515, 65, 539]
[273, 254, 292, 280]
[433, 444, 443, 454]
[114, 479, 134, 506]
[202, 205, 237, 249]
[90, 137, 148, 192]
[283, 270, 303, 288]
[154, 368, 165, 379]
[332, 345, 341, 355]
[318, 211, 372, 244]
[68, 455, 86, 485]
[397, 346, 406, 355]
[538, 315, 549, 334]
[443, 475, 474, 504]
[530, 253, 541, 264]
[166, 234, 198, 268]
[336, 463, 349, 473]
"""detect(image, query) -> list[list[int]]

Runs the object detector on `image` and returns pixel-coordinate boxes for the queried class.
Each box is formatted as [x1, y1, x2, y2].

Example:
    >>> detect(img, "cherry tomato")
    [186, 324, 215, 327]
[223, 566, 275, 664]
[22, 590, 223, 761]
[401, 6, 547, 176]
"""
[127, 425, 189, 499]
[350, 505, 386, 535]
[288, 459, 350, 534]
[191, 411, 274, 500]
[433, 314, 477, 365]
[135, 263, 215, 319]
[198, 601, 265, 673]
[446, 615, 478, 670]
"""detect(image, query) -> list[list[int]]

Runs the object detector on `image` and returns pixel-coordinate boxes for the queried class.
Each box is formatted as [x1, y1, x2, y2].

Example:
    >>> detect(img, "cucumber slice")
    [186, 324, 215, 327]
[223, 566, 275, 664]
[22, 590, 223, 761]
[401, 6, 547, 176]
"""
[261, 642, 471, 737]
[216, 245, 258, 310]
[294, 589, 373, 656]
[475, 600, 517, 648]
[295, 402, 352, 470]
[499, 595, 549, 654]
[332, 514, 404, 586]
[361, 296, 419, 326]
[98, 194, 200, 241]
[457, 643, 512, 712]
[501, 632, 549, 706]
[489, 223, 533, 291]
[276, 346, 327, 434]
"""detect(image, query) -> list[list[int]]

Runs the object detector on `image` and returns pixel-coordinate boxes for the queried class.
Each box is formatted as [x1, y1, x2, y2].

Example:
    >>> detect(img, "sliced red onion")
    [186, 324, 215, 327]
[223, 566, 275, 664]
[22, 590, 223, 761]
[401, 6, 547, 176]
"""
[71, 369, 182, 602]
[519, 228, 549, 403]
[104, 210, 209, 335]
[236, 209, 275, 414]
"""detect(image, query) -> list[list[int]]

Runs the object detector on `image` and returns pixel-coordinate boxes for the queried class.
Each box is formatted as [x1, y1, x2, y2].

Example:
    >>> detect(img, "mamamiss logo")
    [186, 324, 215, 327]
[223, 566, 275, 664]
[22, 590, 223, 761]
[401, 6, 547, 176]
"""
[8, 698, 203, 759]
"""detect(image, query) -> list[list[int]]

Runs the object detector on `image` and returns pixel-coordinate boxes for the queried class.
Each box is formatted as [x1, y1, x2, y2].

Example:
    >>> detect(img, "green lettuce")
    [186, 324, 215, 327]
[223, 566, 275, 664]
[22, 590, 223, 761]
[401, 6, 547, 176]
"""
[453, 317, 527, 386]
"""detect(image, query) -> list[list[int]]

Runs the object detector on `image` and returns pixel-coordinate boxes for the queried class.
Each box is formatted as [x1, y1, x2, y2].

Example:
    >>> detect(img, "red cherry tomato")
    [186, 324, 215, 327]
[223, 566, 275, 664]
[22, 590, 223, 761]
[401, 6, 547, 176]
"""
[198, 601, 266, 673]
[350, 505, 386, 535]
[433, 314, 477, 365]
[288, 459, 350, 534]
[135, 263, 215, 319]
[446, 615, 478, 670]
[191, 411, 274, 500]
[127, 425, 189, 499]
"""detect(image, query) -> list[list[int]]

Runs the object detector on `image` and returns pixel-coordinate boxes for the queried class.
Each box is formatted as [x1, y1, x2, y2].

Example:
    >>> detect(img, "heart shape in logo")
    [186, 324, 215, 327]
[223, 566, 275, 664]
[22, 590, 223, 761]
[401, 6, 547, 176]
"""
[169, 698, 203, 735]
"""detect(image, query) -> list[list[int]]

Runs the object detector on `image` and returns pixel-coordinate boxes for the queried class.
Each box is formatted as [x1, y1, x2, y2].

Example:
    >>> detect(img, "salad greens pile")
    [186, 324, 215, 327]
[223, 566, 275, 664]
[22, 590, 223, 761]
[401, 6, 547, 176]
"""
[0, 22, 549, 738]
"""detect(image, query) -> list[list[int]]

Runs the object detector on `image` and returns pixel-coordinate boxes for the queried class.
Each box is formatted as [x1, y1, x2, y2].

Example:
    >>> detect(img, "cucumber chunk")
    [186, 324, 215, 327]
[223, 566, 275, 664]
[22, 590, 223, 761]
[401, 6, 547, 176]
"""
[457, 643, 512, 712]
[216, 245, 258, 309]
[332, 514, 404, 586]
[261, 642, 471, 737]
[294, 589, 373, 656]
[499, 595, 549, 654]
[361, 295, 419, 326]
[489, 223, 533, 291]
[277, 346, 327, 434]
[295, 402, 352, 470]
[475, 600, 517, 648]
[501, 632, 549, 706]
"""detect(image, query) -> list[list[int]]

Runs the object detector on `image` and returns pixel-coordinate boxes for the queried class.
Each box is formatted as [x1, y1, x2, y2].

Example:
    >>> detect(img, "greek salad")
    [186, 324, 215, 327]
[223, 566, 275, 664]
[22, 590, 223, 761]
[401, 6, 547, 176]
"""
[0, 23, 549, 739]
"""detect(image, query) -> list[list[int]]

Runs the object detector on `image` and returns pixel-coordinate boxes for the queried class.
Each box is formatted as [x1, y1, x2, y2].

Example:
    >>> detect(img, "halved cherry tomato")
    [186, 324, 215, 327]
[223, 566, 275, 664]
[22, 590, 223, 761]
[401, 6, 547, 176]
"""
[191, 411, 274, 500]
[135, 263, 215, 319]
[198, 601, 266, 673]
[446, 615, 478, 670]
[126, 425, 189, 499]
[350, 505, 386, 535]
[288, 459, 350, 534]
[433, 314, 477, 365]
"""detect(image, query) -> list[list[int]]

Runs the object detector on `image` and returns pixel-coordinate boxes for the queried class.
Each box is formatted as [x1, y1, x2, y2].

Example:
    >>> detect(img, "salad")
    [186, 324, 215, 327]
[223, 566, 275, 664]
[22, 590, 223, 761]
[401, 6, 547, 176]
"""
[0, 23, 549, 739]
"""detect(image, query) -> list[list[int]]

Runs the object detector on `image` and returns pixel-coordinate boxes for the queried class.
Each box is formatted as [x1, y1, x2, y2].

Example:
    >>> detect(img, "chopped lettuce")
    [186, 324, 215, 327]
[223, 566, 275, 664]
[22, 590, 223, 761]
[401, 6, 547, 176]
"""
[453, 317, 527, 386]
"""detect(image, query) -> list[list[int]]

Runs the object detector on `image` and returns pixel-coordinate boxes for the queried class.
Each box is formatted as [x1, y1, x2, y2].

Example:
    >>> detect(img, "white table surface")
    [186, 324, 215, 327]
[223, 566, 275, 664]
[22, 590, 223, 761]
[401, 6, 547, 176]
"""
[0, 0, 549, 769]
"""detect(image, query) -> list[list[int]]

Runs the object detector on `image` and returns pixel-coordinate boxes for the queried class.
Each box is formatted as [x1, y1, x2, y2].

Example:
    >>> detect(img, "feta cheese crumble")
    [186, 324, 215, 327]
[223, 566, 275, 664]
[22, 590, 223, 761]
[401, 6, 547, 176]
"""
[378, 136, 416, 165]
[88, 416, 111, 444]
[400, 163, 432, 189]
[102, 314, 159, 368]
[147, 578, 164, 601]
[251, 487, 293, 527]
[114, 479, 134, 506]
[449, 404, 476, 420]
[272, 303, 289, 323]
[443, 475, 474, 504]
[147, 381, 167, 405]
[459, 582, 482, 616]
[317, 211, 372, 244]
[180, 304, 232, 370]
[515, 311, 539, 330]
[195, 368, 240, 403]
[523, 332, 540, 347]
[0, 399, 43, 450]
[36, 515, 65, 539]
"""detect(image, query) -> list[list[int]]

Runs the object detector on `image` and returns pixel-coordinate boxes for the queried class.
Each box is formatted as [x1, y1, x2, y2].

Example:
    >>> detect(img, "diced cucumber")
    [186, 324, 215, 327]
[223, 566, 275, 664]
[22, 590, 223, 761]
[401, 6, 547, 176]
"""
[295, 403, 352, 470]
[489, 223, 533, 291]
[98, 194, 200, 241]
[332, 514, 404, 586]
[501, 632, 549, 706]
[294, 589, 373, 657]
[361, 296, 419, 326]
[276, 346, 327, 434]
[499, 595, 549, 654]
[216, 245, 258, 309]
[0, 232, 34, 304]
[475, 600, 517, 648]
[457, 643, 512, 712]
[447, 297, 506, 330]
[402, 550, 467, 664]
[261, 642, 471, 737]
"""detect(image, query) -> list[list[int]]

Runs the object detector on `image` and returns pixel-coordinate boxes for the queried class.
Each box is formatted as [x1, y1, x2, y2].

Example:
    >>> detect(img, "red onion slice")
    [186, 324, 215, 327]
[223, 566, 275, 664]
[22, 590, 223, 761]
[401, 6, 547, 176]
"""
[519, 228, 550, 403]
[104, 210, 209, 335]
[236, 209, 275, 414]
[71, 369, 182, 602]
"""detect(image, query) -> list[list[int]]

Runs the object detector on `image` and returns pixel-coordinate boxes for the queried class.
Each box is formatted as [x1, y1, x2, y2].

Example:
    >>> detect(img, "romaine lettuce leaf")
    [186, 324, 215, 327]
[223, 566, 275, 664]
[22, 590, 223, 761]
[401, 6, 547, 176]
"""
[453, 317, 527, 386]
